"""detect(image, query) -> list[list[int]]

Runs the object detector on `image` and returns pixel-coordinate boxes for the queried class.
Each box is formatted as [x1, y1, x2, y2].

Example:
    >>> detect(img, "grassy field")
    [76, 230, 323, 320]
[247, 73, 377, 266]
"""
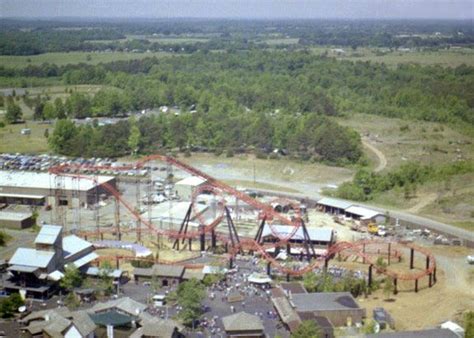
[337, 113, 474, 230]
[0, 51, 172, 68]
[337, 113, 474, 172]
[312, 46, 474, 67]
[0, 121, 51, 154]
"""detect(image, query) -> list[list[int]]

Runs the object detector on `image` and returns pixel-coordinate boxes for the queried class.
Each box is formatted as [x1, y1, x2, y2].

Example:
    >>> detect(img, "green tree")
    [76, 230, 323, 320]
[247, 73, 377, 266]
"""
[5, 102, 22, 124]
[98, 261, 114, 296]
[383, 277, 394, 300]
[48, 119, 78, 154]
[177, 278, 205, 327]
[0, 293, 24, 318]
[291, 320, 322, 338]
[43, 102, 56, 120]
[0, 231, 11, 246]
[464, 311, 474, 338]
[128, 117, 141, 155]
[54, 98, 66, 119]
[60, 264, 83, 291]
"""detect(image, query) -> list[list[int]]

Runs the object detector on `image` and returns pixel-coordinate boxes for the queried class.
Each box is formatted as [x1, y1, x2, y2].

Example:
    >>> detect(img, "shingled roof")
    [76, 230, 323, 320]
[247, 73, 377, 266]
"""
[222, 312, 264, 332]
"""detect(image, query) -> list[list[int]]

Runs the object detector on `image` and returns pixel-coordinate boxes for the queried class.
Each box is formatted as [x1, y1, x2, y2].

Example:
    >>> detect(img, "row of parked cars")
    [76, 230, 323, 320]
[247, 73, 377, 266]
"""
[0, 153, 170, 178]
[0, 153, 119, 174]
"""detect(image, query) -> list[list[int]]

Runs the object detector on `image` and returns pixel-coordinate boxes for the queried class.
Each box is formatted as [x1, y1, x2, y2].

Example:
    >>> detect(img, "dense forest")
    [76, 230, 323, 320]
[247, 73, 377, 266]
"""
[1, 19, 473, 163]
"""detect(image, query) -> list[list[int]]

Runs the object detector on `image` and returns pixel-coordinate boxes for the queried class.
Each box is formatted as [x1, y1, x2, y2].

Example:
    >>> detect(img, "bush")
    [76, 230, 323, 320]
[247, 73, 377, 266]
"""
[214, 148, 223, 157]
[225, 148, 234, 158]
[255, 150, 268, 159]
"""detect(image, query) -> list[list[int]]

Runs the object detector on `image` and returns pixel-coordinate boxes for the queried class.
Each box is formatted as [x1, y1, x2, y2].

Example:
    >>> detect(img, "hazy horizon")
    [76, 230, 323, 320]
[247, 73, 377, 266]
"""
[1, 0, 473, 20]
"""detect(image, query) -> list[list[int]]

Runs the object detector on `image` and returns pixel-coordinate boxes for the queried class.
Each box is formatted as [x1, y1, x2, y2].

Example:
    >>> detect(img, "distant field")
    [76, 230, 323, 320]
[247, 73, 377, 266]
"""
[0, 122, 51, 154]
[337, 113, 474, 171]
[0, 51, 172, 68]
[260, 38, 300, 45]
[313, 47, 474, 67]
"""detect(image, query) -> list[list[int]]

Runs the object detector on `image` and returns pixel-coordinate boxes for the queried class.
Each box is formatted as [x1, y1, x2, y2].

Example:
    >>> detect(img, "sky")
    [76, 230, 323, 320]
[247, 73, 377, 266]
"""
[1, 0, 473, 19]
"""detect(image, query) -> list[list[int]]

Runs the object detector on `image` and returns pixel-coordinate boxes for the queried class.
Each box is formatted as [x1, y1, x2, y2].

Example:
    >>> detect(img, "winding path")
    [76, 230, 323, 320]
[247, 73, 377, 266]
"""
[362, 138, 387, 172]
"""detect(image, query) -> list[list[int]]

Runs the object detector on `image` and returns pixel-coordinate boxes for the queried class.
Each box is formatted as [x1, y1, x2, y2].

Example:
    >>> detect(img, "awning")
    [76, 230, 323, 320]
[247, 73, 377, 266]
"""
[248, 273, 272, 284]
[69, 252, 99, 268]
[48, 270, 64, 281]
[0, 193, 45, 200]
[7, 265, 39, 273]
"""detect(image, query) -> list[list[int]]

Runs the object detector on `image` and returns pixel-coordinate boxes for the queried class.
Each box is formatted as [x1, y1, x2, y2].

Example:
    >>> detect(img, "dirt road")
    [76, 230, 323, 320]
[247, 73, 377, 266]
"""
[362, 138, 387, 172]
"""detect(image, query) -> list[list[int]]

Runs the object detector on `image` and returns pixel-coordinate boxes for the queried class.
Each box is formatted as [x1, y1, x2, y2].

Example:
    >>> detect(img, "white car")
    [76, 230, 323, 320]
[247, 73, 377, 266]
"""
[467, 255, 474, 264]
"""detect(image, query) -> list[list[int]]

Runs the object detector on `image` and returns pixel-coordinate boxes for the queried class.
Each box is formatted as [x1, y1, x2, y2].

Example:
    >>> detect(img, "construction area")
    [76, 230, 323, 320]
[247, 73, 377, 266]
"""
[0, 154, 472, 337]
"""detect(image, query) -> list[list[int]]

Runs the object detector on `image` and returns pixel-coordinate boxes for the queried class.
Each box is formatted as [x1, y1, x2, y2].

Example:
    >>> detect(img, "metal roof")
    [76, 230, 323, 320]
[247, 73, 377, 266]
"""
[175, 176, 206, 187]
[69, 252, 98, 268]
[0, 211, 32, 221]
[35, 225, 62, 245]
[0, 170, 114, 191]
[9, 248, 55, 268]
[91, 297, 147, 316]
[292, 292, 361, 312]
[345, 206, 382, 219]
[63, 235, 93, 259]
[317, 197, 353, 210]
[86, 267, 123, 279]
[262, 224, 333, 242]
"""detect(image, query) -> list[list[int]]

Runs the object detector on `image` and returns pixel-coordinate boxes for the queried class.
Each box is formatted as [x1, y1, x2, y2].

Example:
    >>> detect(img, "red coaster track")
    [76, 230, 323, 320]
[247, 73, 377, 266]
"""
[49, 155, 436, 283]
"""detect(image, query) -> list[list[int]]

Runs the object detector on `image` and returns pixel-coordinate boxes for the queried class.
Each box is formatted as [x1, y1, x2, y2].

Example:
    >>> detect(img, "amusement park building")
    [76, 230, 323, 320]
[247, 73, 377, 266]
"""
[0, 170, 116, 207]
[174, 176, 206, 200]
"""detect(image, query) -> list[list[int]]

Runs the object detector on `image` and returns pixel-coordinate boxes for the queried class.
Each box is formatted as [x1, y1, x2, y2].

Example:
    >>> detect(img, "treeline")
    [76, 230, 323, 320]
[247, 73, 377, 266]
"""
[335, 161, 474, 201]
[48, 112, 362, 163]
[0, 29, 125, 55]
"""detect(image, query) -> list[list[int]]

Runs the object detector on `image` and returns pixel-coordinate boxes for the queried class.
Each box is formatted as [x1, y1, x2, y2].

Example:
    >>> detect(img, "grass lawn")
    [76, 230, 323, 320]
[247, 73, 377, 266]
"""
[0, 51, 172, 68]
[0, 121, 51, 154]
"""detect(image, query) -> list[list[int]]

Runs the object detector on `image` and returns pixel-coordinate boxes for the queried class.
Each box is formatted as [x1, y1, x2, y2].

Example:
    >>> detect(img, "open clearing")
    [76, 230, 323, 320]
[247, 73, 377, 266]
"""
[0, 121, 51, 154]
[313, 46, 474, 67]
[181, 153, 354, 194]
[338, 113, 474, 230]
[0, 51, 172, 68]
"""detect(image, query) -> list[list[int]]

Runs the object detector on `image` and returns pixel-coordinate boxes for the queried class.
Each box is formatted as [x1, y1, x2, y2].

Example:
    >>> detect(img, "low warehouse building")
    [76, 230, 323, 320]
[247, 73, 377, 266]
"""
[174, 176, 206, 201]
[344, 206, 386, 224]
[222, 311, 265, 337]
[0, 170, 116, 207]
[0, 211, 34, 229]
[316, 197, 353, 215]
[291, 292, 366, 327]
[133, 264, 185, 287]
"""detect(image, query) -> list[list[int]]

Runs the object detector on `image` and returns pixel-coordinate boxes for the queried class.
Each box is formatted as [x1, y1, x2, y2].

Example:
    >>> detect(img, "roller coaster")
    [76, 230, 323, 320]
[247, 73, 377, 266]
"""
[49, 154, 437, 292]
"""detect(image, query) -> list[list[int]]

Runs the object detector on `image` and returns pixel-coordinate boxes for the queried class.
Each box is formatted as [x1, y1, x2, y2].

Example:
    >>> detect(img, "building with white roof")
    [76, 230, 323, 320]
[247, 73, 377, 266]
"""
[0, 170, 116, 207]
[0, 211, 34, 229]
[6, 225, 97, 298]
[316, 197, 353, 214]
[174, 176, 206, 200]
[344, 206, 386, 224]
[261, 224, 335, 246]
